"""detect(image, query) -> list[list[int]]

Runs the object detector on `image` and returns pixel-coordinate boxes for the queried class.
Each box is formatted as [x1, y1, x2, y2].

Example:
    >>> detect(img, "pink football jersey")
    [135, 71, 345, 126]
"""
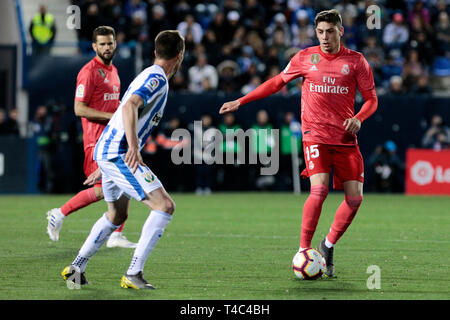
[281, 45, 375, 145]
[75, 57, 121, 150]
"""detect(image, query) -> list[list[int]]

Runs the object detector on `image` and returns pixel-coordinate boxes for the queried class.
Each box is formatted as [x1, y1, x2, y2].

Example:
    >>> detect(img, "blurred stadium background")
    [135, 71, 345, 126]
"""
[1, 0, 449, 196]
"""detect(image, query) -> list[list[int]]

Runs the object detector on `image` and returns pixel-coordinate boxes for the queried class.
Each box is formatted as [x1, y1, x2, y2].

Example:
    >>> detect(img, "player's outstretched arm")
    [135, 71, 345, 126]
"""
[219, 73, 286, 114]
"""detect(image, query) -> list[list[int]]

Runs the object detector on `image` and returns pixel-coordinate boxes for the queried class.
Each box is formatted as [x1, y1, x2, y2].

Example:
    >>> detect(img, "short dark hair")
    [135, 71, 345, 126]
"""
[92, 26, 116, 43]
[314, 9, 342, 28]
[154, 30, 185, 60]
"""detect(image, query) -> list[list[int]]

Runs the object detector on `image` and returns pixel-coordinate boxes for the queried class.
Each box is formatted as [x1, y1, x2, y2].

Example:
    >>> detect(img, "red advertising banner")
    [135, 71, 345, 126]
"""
[405, 148, 450, 195]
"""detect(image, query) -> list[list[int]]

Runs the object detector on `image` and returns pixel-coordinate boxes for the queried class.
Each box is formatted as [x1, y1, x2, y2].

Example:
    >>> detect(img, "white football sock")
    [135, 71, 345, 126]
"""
[127, 210, 172, 275]
[325, 237, 335, 248]
[73, 213, 120, 272]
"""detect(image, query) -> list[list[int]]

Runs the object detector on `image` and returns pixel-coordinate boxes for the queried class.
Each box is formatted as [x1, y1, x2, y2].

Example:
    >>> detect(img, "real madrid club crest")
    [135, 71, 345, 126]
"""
[311, 54, 320, 65]
[143, 171, 155, 183]
[341, 64, 350, 75]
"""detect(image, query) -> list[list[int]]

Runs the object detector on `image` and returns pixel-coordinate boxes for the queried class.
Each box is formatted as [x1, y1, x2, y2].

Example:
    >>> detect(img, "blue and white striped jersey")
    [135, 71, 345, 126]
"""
[94, 64, 168, 161]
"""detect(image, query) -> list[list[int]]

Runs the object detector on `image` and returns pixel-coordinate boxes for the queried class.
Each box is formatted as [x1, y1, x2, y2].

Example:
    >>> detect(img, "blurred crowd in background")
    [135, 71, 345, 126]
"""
[64, 0, 450, 95]
[3, 0, 450, 194]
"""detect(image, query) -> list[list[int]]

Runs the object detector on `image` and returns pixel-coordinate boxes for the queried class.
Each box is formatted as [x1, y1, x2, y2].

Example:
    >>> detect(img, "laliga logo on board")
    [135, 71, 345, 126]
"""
[410, 160, 450, 185]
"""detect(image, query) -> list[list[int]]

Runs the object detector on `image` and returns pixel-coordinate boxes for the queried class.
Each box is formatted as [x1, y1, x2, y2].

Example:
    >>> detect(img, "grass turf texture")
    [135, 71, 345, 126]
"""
[0, 193, 448, 300]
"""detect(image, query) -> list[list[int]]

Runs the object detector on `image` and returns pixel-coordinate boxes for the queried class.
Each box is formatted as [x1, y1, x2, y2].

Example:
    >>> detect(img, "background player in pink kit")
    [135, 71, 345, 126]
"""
[219, 9, 378, 277]
[46, 26, 136, 248]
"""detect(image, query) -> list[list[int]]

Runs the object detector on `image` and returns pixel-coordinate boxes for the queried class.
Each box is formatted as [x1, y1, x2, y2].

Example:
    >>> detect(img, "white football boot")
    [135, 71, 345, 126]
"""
[106, 232, 137, 248]
[46, 208, 65, 241]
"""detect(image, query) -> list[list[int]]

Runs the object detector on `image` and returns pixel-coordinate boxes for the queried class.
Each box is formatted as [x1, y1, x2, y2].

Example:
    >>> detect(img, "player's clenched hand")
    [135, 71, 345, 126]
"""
[343, 117, 361, 134]
[219, 100, 240, 114]
[84, 168, 101, 186]
[125, 147, 145, 173]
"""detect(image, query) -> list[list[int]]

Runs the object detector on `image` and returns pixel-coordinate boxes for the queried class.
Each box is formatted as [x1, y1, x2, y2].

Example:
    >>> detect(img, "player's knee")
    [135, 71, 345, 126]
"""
[94, 187, 104, 200]
[345, 195, 363, 209]
[164, 198, 176, 215]
[310, 184, 328, 201]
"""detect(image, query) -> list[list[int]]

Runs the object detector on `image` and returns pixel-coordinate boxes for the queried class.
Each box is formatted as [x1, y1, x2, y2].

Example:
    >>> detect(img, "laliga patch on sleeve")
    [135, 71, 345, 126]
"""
[146, 78, 160, 92]
[76, 84, 85, 98]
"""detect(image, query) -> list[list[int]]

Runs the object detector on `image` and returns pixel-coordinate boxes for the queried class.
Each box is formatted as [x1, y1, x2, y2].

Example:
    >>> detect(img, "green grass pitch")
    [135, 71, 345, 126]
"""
[0, 193, 449, 300]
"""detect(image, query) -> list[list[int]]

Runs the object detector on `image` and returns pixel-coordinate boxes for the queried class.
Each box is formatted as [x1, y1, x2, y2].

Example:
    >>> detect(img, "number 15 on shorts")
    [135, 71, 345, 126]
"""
[305, 144, 319, 161]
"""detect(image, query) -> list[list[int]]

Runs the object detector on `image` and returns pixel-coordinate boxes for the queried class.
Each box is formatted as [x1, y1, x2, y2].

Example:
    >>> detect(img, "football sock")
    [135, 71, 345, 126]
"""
[127, 210, 172, 276]
[327, 195, 363, 245]
[300, 184, 328, 249]
[325, 237, 334, 248]
[61, 187, 99, 216]
[73, 213, 120, 272]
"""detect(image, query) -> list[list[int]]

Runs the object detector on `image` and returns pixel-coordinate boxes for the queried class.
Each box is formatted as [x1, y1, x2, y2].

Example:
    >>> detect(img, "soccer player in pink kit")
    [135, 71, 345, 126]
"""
[219, 10, 378, 277]
[46, 26, 136, 248]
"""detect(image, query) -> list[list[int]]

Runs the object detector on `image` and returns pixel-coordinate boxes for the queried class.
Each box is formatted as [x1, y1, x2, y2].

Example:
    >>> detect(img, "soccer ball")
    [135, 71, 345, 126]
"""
[292, 248, 326, 280]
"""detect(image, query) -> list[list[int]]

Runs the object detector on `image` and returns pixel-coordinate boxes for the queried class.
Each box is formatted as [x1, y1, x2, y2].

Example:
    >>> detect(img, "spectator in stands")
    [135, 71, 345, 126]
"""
[223, 10, 241, 44]
[188, 53, 218, 93]
[242, 0, 266, 29]
[217, 60, 240, 93]
[30, 105, 54, 193]
[362, 36, 384, 86]
[411, 74, 432, 96]
[218, 112, 243, 190]
[409, 14, 435, 66]
[382, 12, 409, 52]
[250, 109, 276, 190]
[177, 14, 204, 45]
[435, 11, 450, 57]
[290, 9, 315, 48]
[422, 114, 450, 151]
[342, 15, 359, 51]
[278, 111, 302, 191]
[266, 12, 291, 47]
[194, 114, 216, 195]
[147, 5, 171, 46]
[402, 49, 426, 90]
[78, 2, 101, 53]
[208, 11, 227, 45]
[368, 141, 404, 193]
[408, 0, 430, 26]
[0, 109, 7, 135]
[124, 0, 147, 22]
[201, 29, 221, 66]
[29, 4, 56, 55]
[241, 75, 262, 95]
[2, 108, 20, 136]
[388, 75, 405, 95]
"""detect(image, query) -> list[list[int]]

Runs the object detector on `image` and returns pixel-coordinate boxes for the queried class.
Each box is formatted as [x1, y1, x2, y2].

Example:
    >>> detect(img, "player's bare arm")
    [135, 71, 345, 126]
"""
[74, 100, 114, 121]
[123, 94, 145, 173]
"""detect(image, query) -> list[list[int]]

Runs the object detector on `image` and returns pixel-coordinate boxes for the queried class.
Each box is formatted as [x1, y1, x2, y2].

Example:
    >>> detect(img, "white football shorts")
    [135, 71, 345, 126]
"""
[97, 155, 163, 202]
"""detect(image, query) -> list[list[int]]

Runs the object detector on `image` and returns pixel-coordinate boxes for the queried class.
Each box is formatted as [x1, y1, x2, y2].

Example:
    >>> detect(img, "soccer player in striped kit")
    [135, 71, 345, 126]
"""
[62, 30, 185, 289]
[220, 10, 378, 277]
[46, 26, 136, 248]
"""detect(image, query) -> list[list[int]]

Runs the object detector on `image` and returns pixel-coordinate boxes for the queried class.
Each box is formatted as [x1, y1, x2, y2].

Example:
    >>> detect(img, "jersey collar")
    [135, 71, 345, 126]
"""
[93, 56, 113, 71]
[317, 44, 344, 60]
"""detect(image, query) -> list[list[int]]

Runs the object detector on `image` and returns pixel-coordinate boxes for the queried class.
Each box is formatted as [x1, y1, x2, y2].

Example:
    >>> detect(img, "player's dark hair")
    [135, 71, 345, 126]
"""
[92, 26, 116, 43]
[155, 30, 185, 60]
[314, 9, 342, 28]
